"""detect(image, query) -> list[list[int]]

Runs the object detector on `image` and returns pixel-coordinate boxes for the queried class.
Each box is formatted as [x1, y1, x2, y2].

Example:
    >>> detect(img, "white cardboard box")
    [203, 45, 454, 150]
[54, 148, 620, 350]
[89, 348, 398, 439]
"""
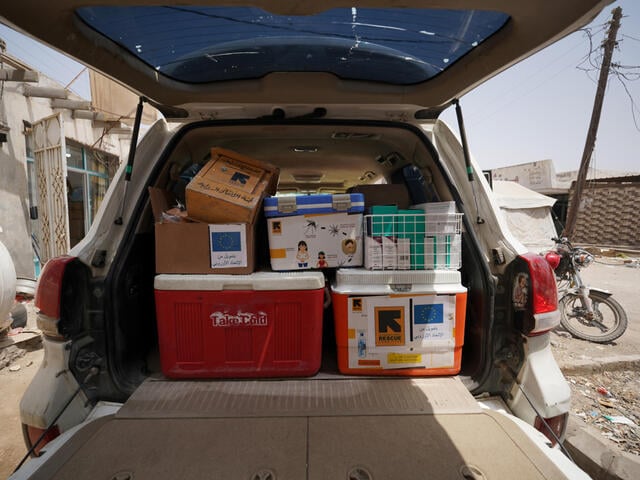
[424, 234, 462, 270]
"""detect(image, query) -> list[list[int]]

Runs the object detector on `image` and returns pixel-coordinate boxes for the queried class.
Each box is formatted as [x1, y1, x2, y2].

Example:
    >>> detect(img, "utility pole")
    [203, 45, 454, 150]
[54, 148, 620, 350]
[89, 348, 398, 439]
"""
[562, 6, 622, 238]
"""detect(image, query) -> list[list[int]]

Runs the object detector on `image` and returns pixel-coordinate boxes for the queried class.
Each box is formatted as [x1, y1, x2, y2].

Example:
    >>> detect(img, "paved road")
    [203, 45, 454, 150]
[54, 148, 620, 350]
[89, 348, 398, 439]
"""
[551, 258, 640, 371]
[549, 258, 640, 480]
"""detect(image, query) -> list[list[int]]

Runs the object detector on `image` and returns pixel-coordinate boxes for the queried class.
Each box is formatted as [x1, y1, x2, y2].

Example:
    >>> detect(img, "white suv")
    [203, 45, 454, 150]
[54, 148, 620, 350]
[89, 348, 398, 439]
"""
[2, 1, 610, 478]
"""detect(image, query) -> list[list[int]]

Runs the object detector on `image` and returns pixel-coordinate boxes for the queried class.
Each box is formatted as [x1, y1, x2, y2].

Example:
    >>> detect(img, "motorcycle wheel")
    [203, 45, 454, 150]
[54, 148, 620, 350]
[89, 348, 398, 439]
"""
[559, 290, 628, 343]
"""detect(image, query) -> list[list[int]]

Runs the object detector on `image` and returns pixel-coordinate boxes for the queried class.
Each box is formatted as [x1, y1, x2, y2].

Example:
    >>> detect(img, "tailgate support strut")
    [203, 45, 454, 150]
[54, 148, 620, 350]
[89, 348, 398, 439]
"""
[453, 98, 474, 182]
[115, 96, 146, 225]
[452, 99, 485, 224]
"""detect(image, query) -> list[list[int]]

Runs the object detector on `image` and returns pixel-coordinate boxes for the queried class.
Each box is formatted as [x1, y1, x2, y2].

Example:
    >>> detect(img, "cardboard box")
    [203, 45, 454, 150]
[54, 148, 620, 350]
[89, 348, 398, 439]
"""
[424, 233, 462, 270]
[364, 236, 411, 270]
[347, 184, 411, 210]
[185, 147, 279, 224]
[150, 187, 255, 274]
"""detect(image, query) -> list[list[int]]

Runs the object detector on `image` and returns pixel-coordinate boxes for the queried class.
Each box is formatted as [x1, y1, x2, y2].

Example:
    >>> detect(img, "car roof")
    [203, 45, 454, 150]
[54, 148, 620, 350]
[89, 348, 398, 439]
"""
[0, 1, 612, 116]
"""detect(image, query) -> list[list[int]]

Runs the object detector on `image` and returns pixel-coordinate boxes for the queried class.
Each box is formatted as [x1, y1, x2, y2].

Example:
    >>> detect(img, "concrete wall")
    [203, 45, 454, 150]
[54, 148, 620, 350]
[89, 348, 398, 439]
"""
[0, 73, 129, 281]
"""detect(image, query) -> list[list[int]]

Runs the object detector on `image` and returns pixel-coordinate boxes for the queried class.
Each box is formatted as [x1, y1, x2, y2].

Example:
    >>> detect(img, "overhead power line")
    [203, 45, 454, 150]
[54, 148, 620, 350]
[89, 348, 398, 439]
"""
[563, 6, 623, 239]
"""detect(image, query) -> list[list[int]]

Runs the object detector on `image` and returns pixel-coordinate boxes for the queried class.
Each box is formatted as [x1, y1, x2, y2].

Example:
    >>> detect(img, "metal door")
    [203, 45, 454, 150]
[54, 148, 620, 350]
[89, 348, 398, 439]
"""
[32, 113, 69, 263]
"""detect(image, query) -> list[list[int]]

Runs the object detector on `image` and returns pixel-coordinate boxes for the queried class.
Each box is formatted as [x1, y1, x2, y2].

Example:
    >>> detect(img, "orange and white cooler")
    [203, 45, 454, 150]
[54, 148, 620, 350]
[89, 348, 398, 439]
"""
[331, 269, 467, 376]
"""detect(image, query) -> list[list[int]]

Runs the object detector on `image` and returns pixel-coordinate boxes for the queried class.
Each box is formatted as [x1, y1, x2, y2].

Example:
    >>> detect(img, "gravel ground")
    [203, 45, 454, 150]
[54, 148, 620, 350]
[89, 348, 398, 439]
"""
[565, 368, 640, 456]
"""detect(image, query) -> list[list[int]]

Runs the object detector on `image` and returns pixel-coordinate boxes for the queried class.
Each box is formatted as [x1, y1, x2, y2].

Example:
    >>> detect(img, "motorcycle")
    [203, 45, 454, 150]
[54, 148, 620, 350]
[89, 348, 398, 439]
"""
[545, 237, 628, 343]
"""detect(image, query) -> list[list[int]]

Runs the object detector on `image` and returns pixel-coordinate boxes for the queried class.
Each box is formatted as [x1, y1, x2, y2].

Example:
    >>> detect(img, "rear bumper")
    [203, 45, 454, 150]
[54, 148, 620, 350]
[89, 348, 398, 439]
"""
[20, 337, 91, 432]
[508, 333, 571, 428]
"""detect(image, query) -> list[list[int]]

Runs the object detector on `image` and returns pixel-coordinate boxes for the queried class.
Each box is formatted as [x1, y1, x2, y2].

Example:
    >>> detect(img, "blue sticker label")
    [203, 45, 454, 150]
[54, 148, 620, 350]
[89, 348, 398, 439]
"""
[211, 231, 242, 252]
[413, 304, 444, 324]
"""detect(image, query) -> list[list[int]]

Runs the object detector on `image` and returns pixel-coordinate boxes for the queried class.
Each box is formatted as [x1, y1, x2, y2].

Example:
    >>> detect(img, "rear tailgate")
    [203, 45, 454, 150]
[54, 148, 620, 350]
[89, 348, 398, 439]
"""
[18, 377, 579, 479]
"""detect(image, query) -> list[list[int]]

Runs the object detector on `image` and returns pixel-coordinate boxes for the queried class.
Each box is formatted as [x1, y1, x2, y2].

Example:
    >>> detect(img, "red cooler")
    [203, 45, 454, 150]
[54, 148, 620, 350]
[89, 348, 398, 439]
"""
[154, 271, 326, 378]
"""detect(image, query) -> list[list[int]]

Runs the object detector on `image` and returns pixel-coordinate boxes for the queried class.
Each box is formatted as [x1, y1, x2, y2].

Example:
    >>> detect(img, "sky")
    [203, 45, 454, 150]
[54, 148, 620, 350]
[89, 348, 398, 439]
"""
[439, 0, 640, 174]
[0, 1, 638, 174]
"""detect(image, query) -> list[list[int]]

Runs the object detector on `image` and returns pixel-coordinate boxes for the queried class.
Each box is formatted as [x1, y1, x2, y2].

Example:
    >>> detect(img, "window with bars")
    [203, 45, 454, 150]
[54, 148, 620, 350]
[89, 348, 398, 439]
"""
[65, 140, 119, 247]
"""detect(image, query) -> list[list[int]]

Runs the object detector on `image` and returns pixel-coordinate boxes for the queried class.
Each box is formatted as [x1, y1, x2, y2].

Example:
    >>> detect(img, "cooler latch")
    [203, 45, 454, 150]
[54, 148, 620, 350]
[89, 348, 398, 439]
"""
[277, 196, 297, 214]
[332, 194, 352, 212]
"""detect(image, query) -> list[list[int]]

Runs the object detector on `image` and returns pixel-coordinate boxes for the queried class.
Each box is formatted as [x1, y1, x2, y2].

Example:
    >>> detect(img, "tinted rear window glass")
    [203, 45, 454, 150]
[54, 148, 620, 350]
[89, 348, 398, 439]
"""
[76, 6, 509, 85]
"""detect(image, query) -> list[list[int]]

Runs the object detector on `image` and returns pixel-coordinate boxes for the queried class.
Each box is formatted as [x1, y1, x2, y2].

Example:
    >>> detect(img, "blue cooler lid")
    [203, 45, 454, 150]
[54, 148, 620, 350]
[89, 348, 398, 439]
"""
[264, 193, 364, 217]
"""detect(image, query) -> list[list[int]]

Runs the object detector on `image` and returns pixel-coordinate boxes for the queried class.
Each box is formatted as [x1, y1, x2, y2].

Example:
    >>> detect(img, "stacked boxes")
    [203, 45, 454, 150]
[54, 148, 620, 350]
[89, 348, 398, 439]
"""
[152, 149, 335, 380]
[152, 161, 466, 379]
[152, 148, 279, 275]
[335, 200, 466, 376]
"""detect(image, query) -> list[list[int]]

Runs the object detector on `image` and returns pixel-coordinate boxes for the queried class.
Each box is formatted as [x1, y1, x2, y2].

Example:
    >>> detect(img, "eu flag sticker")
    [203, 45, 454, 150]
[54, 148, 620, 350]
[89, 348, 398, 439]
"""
[209, 224, 247, 268]
[212, 231, 241, 252]
[413, 304, 444, 324]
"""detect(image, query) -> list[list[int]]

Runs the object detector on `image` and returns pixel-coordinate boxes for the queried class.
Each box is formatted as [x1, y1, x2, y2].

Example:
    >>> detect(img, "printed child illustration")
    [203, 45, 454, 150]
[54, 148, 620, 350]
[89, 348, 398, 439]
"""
[296, 240, 309, 268]
[512, 273, 529, 310]
[316, 251, 328, 268]
[341, 238, 357, 255]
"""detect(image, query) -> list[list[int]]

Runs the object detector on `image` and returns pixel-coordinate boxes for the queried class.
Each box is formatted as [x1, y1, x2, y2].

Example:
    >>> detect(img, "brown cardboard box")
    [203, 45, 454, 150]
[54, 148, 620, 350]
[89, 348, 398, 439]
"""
[150, 187, 255, 274]
[155, 222, 255, 274]
[185, 147, 279, 224]
[347, 184, 411, 210]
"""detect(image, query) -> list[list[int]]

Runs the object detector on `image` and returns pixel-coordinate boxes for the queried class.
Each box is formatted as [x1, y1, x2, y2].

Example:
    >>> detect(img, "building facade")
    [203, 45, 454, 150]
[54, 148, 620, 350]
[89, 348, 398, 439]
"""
[0, 50, 131, 288]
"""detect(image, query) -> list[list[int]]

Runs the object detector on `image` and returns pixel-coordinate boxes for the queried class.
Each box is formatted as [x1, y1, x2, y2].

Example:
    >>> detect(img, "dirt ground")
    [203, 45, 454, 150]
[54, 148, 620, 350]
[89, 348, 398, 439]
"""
[0, 338, 43, 479]
[0, 257, 637, 478]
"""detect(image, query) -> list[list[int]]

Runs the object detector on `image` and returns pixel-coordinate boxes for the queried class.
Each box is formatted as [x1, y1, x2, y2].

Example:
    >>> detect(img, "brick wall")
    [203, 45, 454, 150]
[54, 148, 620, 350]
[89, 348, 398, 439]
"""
[569, 178, 639, 248]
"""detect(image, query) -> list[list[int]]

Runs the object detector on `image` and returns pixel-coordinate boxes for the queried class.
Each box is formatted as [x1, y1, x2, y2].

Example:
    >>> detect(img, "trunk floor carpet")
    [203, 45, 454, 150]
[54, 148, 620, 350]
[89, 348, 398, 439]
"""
[25, 377, 569, 479]
[117, 376, 481, 418]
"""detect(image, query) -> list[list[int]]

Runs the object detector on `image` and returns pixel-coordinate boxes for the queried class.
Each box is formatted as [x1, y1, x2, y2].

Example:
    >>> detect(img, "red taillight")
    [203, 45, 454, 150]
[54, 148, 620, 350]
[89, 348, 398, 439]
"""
[534, 413, 568, 446]
[516, 253, 560, 335]
[23, 424, 61, 456]
[544, 251, 561, 271]
[34, 256, 75, 318]
[520, 252, 557, 315]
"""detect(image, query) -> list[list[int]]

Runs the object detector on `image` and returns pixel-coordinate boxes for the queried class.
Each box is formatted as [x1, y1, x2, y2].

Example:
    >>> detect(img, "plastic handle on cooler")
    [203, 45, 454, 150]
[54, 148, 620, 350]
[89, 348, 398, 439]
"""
[276, 196, 297, 214]
[332, 194, 352, 211]
[222, 284, 253, 291]
[390, 284, 412, 293]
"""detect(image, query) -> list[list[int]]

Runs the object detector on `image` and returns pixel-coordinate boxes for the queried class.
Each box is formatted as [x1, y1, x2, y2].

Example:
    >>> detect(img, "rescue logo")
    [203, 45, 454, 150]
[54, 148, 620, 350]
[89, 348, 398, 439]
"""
[374, 306, 405, 346]
[210, 311, 268, 327]
[230, 171, 250, 185]
[271, 221, 282, 235]
[351, 298, 363, 312]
